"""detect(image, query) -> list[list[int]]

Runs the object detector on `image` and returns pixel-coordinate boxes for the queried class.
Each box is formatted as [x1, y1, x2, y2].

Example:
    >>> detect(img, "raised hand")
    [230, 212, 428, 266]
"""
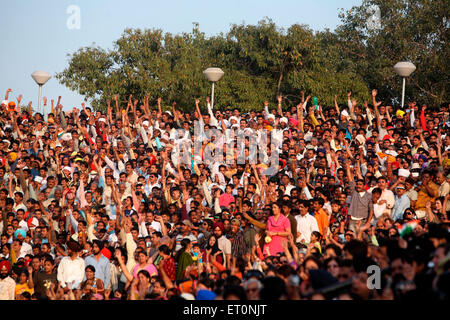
[372, 89, 377, 97]
[277, 95, 282, 104]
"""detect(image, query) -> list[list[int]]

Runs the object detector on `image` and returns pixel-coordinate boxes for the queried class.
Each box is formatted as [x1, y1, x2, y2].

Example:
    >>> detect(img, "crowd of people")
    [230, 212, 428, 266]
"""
[0, 87, 449, 301]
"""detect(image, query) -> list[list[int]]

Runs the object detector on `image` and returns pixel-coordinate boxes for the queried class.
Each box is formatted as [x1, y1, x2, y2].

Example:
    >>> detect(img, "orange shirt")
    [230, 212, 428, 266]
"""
[314, 209, 329, 236]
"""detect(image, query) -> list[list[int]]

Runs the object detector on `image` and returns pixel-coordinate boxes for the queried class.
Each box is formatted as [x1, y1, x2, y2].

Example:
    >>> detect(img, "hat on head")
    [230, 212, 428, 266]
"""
[229, 116, 239, 123]
[355, 134, 366, 145]
[418, 154, 428, 162]
[196, 289, 217, 300]
[180, 293, 195, 300]
[398, 169, 410, 178]
[386, 126, 394, 131]
[9, 152, 17, 162]
[396, 110, 405, 118]
[1, 100, 8, 107]
[289, 118, 299, 126]
[14, 229, 26, 239]
[61, 133, 72, 141]
[382, 135, 395, 143]
[27, 217, 39, 229]
[213, 222, 224, 233]
[280, 117, 288, 124]
[411, 162, 421, 170]
[182, 220, 192, 227]
[101, 247, 111, 260]
[34, 176, 43, 184]
[67, 240, 82, 253]
[0, 260, 11, 273]
[341, 110, 349, 117]
[316, 148, 326, 155]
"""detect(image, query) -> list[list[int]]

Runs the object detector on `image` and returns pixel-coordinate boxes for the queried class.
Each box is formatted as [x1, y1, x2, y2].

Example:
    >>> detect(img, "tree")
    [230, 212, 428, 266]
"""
[57, 5, 448, 112]
[336, 0, 450, 106]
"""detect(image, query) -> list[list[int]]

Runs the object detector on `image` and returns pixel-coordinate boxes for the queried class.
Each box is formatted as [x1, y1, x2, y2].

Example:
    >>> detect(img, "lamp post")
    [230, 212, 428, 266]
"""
[393, 62, 416, 109]
[31, 71, 51, 115]
[202, 67, 224, 108]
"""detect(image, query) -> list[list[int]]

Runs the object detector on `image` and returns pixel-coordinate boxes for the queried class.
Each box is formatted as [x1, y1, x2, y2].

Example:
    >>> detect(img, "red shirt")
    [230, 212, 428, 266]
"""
[163, 257, 176, 281]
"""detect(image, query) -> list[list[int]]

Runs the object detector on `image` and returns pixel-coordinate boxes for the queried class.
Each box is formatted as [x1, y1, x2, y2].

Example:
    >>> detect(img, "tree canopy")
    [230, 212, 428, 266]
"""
[57, 0, 449, 112]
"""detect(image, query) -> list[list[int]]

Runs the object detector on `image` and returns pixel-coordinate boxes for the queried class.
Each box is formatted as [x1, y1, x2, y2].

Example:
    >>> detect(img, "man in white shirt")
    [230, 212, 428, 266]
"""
[212, 222, 231, 268]
[295, 200, 319, 244]
[0, 261, 15, 300]
[57, 240, 85, 289]
[14, 229, 32, 257]
[371, 188, 386, 224]
[376, 176, 395, 217]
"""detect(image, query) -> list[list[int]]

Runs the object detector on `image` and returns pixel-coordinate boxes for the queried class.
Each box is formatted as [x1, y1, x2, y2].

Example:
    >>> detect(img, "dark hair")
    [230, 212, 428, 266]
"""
[138, 269, 151, 280]
[260, 276, 286, 300]
[175, 238, 191, 262]
[158, 244, 171, 255]
[85, 265, 96, 273]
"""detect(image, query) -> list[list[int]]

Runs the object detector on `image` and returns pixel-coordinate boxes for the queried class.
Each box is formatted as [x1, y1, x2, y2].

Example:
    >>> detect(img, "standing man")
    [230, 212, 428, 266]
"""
[84, 240, 111, 290]
[57, 240, 85, 290]
[212, 222, 231, 268]
[295, 200, 319, 244]
[392, 184, 411, 222]
[376, 176, 395, 217]
[345, 161, 374, 232]
[281, 200, 297, 242]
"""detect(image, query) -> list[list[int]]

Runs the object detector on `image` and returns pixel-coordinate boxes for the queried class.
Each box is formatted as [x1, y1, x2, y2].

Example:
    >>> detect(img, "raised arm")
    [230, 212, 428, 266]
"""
[277, 95, 283, 117]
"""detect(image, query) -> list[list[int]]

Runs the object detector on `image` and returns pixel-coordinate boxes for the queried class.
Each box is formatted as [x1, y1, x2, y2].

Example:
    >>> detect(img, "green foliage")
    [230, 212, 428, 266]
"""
[336, 0, 449, 106]
[57, 1, 449, 112]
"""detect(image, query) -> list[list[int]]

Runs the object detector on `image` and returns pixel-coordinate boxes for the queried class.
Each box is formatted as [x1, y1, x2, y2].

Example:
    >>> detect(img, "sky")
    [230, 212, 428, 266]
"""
[0, 0, 362, 112]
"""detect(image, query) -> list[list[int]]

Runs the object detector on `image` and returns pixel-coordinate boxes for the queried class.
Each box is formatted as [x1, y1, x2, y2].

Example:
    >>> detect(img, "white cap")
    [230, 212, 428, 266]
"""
[61, 133, 72, 141]
[411, 163, 421, 170]
[341, 110, 349, 117]
[34, 176, 43, 184]
[98, 118, 107, 124]
[355, 134, 366, 145]
[280, 117, 288, 124]
[229, 116, 239, 123]
[267, 114, 275, 121]
[385, 150, 398, 157]
[180, 293, 195, 300]
[142, 120, 149, 127]
[398, 169, 410, 178]
[1, 100, 8, 106]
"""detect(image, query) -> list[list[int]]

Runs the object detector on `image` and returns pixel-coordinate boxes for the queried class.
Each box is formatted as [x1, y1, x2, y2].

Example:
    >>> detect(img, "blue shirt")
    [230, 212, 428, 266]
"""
[84, 254, 111, 289]
[393, 194, 410, 222]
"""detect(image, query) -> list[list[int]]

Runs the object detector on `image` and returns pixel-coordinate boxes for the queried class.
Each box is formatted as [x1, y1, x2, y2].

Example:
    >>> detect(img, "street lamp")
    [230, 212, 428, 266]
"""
[203, 67, 224, 108]
[31, 70, 51, 114]
[393, 62, 416, 109]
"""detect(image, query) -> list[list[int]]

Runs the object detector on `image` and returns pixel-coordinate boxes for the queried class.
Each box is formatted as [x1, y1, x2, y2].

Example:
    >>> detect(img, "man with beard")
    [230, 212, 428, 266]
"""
[84, 239, 111, 289]
[0, 260, 15, 300]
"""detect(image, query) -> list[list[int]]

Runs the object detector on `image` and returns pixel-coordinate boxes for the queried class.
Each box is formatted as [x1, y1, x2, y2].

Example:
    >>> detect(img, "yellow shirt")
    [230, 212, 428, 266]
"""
[15, 283, 33, 298]
[415, 182, 439, 210]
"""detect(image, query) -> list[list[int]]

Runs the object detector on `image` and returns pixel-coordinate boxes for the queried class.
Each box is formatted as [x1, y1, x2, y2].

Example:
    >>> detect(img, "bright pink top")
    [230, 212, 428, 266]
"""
[133, 263, 158, 278]
[263, 214, 291, 256]
[219, 193, 235, 207]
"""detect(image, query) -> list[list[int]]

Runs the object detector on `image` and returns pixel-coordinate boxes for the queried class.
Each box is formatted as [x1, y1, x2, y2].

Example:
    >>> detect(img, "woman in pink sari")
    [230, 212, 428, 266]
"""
[263, 201, 291, 256]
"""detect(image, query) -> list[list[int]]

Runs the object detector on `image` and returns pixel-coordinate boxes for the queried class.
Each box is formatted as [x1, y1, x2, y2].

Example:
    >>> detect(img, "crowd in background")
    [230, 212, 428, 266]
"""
[0, 88, 449, 300]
